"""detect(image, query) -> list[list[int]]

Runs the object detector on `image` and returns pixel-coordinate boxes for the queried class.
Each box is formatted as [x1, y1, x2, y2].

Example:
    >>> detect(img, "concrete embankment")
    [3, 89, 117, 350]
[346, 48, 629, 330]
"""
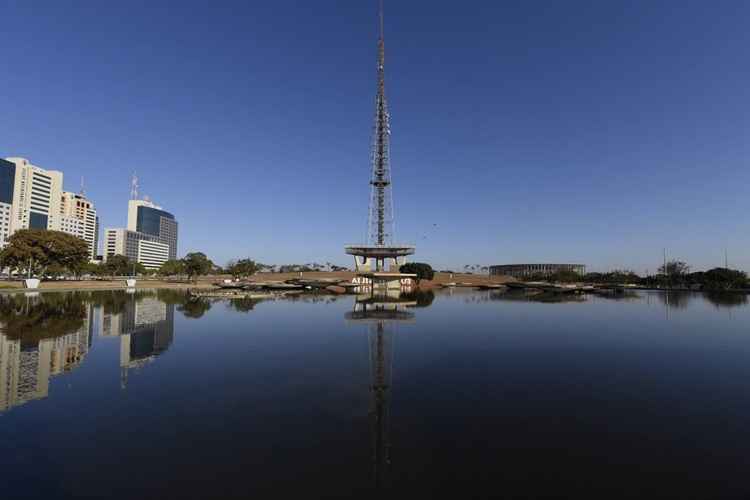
[0, 271, 513, 295]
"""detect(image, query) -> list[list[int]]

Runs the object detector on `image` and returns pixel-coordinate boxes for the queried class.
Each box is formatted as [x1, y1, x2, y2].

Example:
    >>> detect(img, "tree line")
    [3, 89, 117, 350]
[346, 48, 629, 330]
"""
[526, 260, 749, 290]
[0, 232, 451, 287]
[0, 232, 355, 282]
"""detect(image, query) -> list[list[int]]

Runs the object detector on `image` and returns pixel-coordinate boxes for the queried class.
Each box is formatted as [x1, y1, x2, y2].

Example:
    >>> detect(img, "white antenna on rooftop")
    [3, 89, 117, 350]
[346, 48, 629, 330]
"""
[79, 176, 86, 197]
[130, 172, 139, 200]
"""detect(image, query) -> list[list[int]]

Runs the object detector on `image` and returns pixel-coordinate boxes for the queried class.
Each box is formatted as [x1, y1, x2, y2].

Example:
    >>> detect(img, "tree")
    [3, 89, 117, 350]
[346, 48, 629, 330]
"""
[226, 258, 258, 279]
[182, 252, 213, 281]
[255, 263, 275, 273]
[0, 229, 89, 278]
[178, 298, 212, 318]
[159, 259, 185, 277]
[659, 260, 690, 278]
[80, 262, 103, 278]
[548, 270, 584, 283]
[399, 262, 435, 284]
[702, 267, 747, 290]
[100, 255, 145, 276]
[229, 297, 259, 313]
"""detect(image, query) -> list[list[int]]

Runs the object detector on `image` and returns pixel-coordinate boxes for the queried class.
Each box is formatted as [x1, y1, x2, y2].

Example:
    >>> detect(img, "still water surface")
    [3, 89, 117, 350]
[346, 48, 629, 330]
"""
[1, 288, 750, 498]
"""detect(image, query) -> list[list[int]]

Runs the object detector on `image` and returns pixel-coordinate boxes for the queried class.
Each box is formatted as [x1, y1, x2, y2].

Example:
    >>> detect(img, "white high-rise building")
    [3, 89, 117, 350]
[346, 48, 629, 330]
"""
[0, 159, 15, 246]
[104, 228, 170, 270]
[60, 191, 100, 259]
[3, 157, 63, 236]
[0, 157, 99, 256]
[105, 197, 178, 270]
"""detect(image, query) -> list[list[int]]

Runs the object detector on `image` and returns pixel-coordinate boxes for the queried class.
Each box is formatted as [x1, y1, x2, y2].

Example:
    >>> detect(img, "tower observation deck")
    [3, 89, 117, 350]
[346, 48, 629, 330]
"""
[345, 1, 415, 279]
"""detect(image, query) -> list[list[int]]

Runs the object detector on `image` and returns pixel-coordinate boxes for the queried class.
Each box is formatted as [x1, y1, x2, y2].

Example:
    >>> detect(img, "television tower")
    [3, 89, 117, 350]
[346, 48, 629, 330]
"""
[346, 1, 414, 277]
[368, 0, 394, 246]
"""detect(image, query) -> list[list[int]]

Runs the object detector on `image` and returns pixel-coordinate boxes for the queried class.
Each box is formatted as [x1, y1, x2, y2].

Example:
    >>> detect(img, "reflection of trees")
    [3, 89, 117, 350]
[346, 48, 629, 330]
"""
[0, 293, 87, 342]
[592, 291, 640, 301]
[228, 298, 259, 313]
[156, 288, 190, 305]
[401, 289, 435, 308]
[88, 290, 156, 314]
[657, 291, 693, 309]
[704, 292, 748, 308]
[178, 298, 212, 319]
[284, 293, 342, 304]
[490, 290, 586, 304]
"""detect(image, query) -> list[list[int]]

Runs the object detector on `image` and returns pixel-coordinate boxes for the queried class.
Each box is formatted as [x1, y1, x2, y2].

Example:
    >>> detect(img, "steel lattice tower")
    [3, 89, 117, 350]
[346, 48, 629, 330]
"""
[346, 1, 414, 274]
[367, 1, 395, 247]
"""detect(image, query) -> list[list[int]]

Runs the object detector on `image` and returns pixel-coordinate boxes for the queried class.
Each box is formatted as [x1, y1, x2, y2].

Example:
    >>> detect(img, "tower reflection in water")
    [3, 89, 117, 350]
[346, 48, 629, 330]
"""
[346, 289, 417, 490]
[0, 290, 176, 414]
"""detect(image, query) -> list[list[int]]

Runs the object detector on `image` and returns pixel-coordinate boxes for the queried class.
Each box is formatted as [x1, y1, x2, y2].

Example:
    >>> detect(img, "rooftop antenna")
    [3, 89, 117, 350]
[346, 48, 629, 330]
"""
[130, 172, 139, 200]
[725, 248, 729, 269]
[79, 176, 86, 197]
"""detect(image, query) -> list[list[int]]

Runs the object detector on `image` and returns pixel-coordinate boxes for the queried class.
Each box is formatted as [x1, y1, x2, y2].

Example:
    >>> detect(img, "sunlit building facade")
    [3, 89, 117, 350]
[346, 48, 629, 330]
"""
[3, 157, 64, 236]
[105, 199, 178, 269]
[60, 191, 100, 259]
[0, 157, 99, 256]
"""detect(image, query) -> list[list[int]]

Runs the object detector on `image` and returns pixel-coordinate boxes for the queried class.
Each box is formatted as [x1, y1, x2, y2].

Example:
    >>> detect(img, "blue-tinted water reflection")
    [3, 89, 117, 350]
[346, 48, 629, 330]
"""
[1, 288, 750, 498]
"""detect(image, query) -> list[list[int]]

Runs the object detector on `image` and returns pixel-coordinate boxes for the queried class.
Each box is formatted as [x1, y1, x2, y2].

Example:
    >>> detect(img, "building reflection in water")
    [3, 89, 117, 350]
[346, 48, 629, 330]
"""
[0, 290, 177, 414]
[346, 289, 417, 490]
[0, 293, 94, 413]
[97, 292, 175, 389]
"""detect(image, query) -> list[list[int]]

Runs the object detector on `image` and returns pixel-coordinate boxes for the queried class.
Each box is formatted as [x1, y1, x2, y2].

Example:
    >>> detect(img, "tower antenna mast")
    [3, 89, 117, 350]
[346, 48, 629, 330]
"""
[368, 0, 392, 247]
[130, 172, 139, 200]
[379, 0, 384, 40]
[344, 0, 414, 275]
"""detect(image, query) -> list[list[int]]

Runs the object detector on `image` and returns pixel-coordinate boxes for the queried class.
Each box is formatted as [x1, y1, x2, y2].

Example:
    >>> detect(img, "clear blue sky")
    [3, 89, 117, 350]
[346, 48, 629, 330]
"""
[2, 1, 749, 273]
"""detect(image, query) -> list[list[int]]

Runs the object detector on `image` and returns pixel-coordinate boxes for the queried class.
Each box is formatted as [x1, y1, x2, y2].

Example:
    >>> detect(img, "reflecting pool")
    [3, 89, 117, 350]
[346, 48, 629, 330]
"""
[2, 288, 750, 498]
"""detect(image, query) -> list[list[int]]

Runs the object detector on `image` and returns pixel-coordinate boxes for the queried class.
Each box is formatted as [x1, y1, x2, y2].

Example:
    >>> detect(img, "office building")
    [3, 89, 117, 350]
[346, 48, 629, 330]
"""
[0, 159, 15, 246]
[3, 157, 63, 234]
[60, 191, 100, 259]
[105, 197, 178, 270]
[0, 157, 99, 256]
[104, 228, 170, 270]
[127, 199, 178, 260]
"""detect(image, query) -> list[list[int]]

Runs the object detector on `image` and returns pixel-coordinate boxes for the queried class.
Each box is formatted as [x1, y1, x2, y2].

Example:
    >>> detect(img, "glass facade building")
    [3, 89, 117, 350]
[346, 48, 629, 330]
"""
[29, 212, 48, 230]
[136, 206, 174, 236]
[0, 159, 15, 204]
[134, 205, 177, 260]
